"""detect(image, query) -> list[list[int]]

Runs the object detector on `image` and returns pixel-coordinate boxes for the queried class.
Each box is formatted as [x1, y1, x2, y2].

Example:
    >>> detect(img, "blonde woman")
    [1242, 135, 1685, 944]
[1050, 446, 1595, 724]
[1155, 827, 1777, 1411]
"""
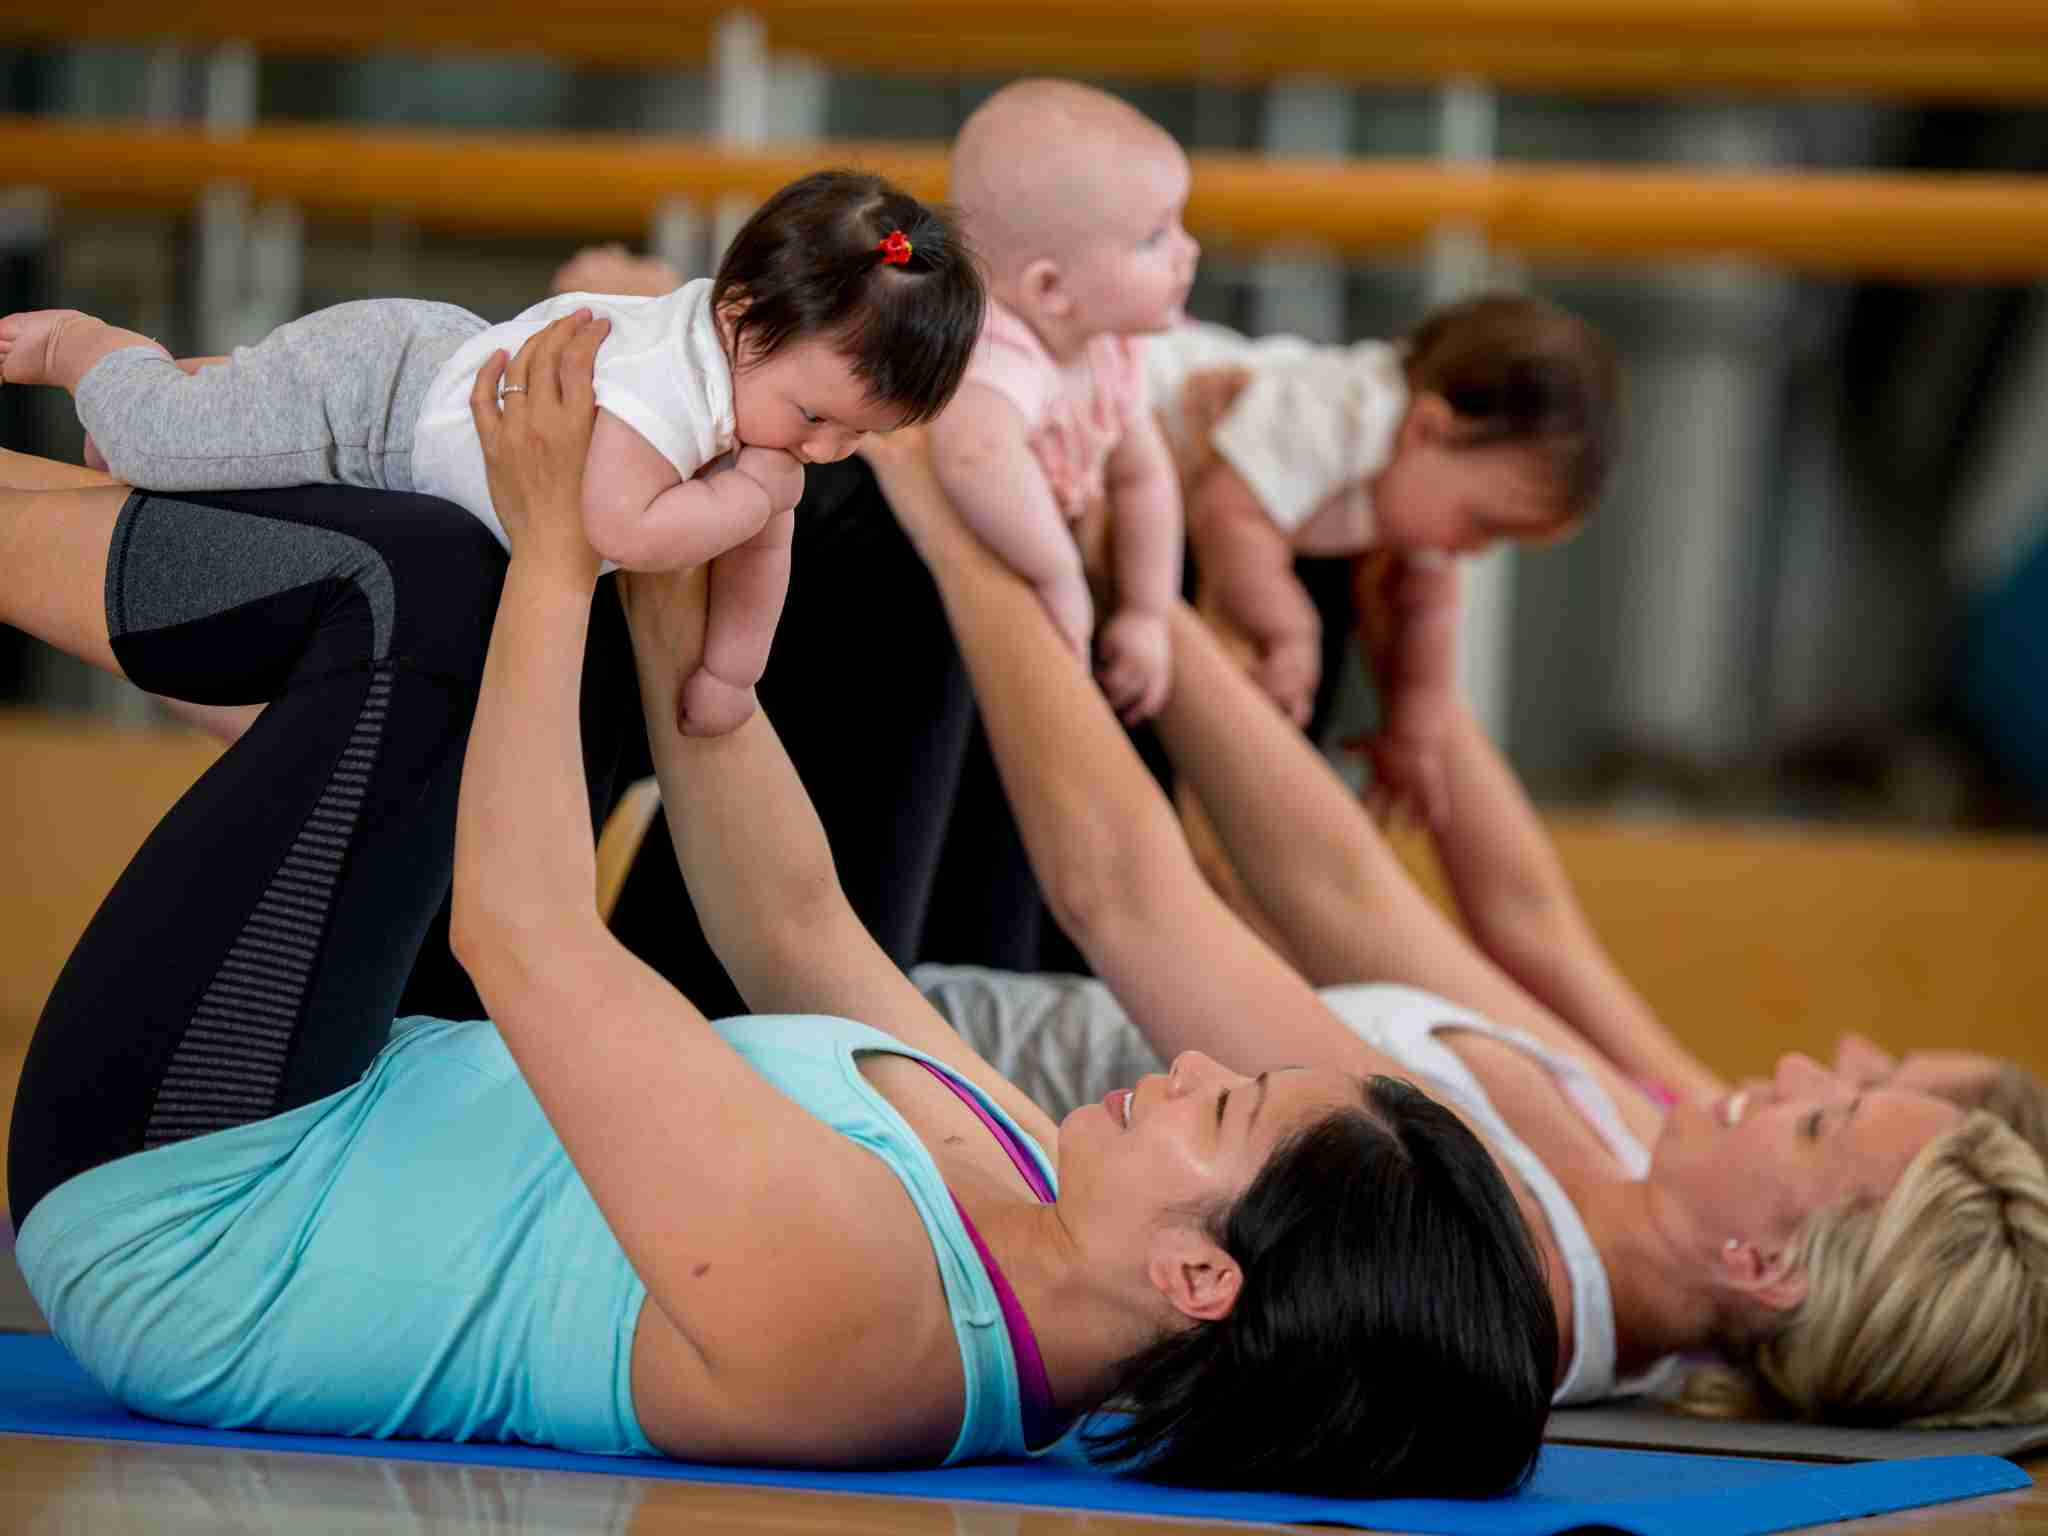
[861, 432, 2048, 1426]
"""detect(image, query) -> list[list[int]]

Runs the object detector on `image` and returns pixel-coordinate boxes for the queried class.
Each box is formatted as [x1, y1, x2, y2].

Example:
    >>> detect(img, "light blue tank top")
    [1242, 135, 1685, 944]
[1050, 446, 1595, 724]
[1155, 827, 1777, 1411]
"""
[15, 1013, 1057, 1463]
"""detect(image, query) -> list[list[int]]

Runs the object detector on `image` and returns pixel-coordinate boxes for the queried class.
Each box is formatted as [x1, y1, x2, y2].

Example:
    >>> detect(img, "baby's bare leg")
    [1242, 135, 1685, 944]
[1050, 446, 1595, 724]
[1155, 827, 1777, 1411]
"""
[679, 505, 794, 736]
[0, 309, 169, 391]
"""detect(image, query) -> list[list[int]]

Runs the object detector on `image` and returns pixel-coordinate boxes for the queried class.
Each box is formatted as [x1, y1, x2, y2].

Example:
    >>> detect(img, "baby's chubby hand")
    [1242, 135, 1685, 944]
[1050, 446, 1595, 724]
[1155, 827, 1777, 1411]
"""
[1257, 635, 1320, 728]
[1096, 610, 1171, 725]
[733, 446, 805, 516]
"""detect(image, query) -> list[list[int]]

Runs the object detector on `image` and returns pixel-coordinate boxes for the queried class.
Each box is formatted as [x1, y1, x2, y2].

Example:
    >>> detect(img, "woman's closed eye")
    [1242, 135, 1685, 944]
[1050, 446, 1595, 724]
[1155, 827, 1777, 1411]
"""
[1804, 1095, 1860, 1142]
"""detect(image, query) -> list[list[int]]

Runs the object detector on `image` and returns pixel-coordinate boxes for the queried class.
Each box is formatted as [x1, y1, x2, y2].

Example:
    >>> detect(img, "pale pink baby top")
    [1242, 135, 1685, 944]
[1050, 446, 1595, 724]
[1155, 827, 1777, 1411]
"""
[958, 298, 1149, 520]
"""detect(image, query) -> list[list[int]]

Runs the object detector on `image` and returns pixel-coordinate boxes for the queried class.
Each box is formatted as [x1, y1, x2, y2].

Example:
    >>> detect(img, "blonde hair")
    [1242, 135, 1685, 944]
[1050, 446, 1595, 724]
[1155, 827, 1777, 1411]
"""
[1965, 1063, 2048, 1174]
[1681, 1111, 2048, 1426]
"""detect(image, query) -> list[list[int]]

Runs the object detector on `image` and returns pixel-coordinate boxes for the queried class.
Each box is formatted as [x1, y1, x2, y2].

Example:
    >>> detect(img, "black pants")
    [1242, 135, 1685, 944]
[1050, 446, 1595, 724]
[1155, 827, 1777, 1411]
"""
[8, 486, 635, 1227]
[604, 461, 1367, 1000]
[607, 458, 1004, 1015]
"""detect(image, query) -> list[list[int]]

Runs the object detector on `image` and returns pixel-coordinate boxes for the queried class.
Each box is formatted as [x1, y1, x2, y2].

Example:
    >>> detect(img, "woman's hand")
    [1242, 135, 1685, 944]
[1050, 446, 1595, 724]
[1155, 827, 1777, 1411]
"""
[551, 243, 683, 299]
[469, 311, 609, 581]
[857, 426, 951, 550]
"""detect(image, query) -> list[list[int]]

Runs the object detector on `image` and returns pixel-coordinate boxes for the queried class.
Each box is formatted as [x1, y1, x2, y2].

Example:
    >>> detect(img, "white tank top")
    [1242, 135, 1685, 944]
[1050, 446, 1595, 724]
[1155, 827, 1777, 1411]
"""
[409, 279, 736, 551]
[1318, 982, 1679, 1405]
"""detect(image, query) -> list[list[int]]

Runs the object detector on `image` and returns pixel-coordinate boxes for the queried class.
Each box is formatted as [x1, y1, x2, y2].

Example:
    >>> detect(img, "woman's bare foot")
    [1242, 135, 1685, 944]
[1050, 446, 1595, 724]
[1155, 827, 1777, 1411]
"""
[0, 309, 166, 391]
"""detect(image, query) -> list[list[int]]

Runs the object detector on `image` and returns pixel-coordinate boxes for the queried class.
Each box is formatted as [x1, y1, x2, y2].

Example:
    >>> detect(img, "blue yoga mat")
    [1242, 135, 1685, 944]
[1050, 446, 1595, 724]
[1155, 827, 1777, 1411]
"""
[0, 1335, 2024, 1534]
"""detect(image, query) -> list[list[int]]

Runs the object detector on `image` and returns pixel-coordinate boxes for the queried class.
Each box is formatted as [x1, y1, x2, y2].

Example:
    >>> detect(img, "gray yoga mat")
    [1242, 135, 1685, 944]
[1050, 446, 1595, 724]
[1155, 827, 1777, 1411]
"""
[1546, 1400, 2048, 1464]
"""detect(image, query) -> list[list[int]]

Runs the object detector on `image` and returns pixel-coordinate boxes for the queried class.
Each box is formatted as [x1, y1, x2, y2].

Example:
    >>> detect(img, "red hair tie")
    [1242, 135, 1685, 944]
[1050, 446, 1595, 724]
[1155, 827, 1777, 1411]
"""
[877, 230, 913, 266]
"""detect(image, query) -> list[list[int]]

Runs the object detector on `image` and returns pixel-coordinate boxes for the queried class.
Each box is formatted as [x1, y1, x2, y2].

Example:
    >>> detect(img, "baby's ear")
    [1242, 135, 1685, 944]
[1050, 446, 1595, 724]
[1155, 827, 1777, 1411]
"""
[1019, 257, 1070, 319]
[1398, 391, 1457, 452]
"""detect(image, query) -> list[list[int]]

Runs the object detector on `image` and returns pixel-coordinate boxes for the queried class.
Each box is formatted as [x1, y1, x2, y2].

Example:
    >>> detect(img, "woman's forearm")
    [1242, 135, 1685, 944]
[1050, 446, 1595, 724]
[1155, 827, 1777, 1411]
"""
[911, 486, 1193, 946]
[851, 436, 1429, 1082]
[1432, 704, 1727, 1101]
[620, 567, 861, 1014]
[451, 559, 606, 979]
[1154, 603, 1406, 980]
[1154, 602, 1588, 1052]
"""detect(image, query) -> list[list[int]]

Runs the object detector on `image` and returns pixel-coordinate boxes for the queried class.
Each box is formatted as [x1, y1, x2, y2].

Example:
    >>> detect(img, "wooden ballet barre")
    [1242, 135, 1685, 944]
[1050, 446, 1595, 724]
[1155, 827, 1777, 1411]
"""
[4, 0, 2048, 99]
[9, 118, 2048, 279]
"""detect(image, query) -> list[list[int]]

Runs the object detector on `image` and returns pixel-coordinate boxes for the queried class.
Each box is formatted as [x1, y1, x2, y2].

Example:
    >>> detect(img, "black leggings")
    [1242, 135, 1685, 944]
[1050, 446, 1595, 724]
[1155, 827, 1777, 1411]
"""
[7, 486, 634, 1228]
[608, 456, 1006, 1016]
[606, 459, 1359, 998]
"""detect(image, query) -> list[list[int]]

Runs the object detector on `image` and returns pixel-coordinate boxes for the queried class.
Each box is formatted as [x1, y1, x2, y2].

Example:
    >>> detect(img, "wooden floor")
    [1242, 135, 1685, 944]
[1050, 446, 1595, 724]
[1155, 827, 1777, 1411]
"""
[1, 1240, 2041, 1536]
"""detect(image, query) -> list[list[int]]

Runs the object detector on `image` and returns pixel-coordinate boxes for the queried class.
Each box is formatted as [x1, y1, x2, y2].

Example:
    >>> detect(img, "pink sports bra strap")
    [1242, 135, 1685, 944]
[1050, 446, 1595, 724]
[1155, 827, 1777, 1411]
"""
[912, 1058, 1065, 1449]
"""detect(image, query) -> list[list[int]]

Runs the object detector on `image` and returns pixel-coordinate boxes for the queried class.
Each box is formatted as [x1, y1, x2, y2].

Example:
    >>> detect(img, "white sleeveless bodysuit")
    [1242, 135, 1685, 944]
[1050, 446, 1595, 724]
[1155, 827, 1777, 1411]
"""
[409, 279, 736, 552]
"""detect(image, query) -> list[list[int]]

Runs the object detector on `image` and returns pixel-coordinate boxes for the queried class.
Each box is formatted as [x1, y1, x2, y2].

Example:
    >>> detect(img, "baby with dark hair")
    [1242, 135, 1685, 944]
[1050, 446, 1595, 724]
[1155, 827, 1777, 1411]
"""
[0, 168, 985, 735]
[1148, 292, 1619, 821]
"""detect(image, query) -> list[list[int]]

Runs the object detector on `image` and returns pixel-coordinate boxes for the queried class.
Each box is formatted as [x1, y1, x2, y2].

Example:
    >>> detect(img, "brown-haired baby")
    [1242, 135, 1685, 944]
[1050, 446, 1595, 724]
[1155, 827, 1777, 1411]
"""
[1149, 293, 1619, 822]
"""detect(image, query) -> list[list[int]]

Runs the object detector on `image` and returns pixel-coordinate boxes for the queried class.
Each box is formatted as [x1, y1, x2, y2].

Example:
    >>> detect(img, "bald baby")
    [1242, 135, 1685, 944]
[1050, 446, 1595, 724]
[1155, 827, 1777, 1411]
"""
[931, 81, 1199, 725]
[952, 81, 1186, 289]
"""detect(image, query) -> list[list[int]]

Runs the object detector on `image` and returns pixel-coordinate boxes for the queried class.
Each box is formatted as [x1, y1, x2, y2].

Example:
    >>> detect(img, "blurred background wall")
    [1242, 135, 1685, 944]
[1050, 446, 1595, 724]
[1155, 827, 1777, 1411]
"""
[2, 22, 2046, 828]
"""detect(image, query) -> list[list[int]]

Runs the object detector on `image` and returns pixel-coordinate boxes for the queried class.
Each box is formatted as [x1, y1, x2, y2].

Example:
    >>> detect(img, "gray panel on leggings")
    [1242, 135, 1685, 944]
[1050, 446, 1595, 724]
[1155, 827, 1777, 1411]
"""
[107, 494, 396, 661]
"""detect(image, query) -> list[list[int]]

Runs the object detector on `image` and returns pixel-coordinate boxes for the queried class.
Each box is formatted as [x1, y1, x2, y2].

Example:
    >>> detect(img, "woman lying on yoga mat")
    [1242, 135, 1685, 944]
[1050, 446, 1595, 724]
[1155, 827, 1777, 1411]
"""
[850, 432, 2048, 1429]
[0, 315, 1555, 1497]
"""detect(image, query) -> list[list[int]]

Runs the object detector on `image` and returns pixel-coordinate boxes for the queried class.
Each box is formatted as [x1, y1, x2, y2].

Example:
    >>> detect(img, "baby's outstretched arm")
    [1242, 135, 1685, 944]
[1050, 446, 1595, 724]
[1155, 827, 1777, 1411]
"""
[1186, 455, 1321, 725]
[581, 411, 774, 572]
[1096, 410, 1182, 724]
[681, 498, 797, 736]
[930, 386, 1094, 660]
[1359, 553, 1460, 830]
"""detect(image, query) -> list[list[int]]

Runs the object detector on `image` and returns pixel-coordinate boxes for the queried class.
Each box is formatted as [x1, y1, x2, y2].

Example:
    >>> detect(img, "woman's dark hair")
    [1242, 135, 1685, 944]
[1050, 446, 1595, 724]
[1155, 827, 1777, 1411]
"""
[713, 169, 985, 426]
[1405, 292, 1621, 519]
[1089, 1075, 1558, 1498]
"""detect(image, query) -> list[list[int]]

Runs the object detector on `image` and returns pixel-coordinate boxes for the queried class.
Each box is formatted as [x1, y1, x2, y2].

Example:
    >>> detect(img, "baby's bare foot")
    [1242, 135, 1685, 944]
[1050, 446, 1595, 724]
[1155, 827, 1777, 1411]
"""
[0, 310, 99, 388]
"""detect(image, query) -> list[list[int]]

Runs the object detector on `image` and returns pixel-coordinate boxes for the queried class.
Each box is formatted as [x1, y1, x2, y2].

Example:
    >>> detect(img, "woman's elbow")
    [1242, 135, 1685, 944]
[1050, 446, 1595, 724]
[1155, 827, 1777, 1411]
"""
[1041, 841, 1152, 956]
[446, 882, 500, 986]
[448, 878, 539, 995]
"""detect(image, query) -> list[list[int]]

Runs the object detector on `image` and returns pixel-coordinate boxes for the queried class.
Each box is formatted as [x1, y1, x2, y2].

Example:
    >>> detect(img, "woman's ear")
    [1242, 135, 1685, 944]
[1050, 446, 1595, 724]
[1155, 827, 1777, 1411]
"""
[1147, 1225, 1243, 1324]
[1716, 1239, 1810, 1318]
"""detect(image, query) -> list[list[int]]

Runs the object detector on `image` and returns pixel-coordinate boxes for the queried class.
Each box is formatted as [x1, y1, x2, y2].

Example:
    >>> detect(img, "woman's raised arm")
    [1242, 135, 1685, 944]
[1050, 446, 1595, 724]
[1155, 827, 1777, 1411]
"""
[611, 553, 1061, 1149]
[1426, 700, 1726, 1103]
[1153, 592, 1669, 1076]
[866, 432, 1392, 1082]
[446, 316, 921, 1399]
